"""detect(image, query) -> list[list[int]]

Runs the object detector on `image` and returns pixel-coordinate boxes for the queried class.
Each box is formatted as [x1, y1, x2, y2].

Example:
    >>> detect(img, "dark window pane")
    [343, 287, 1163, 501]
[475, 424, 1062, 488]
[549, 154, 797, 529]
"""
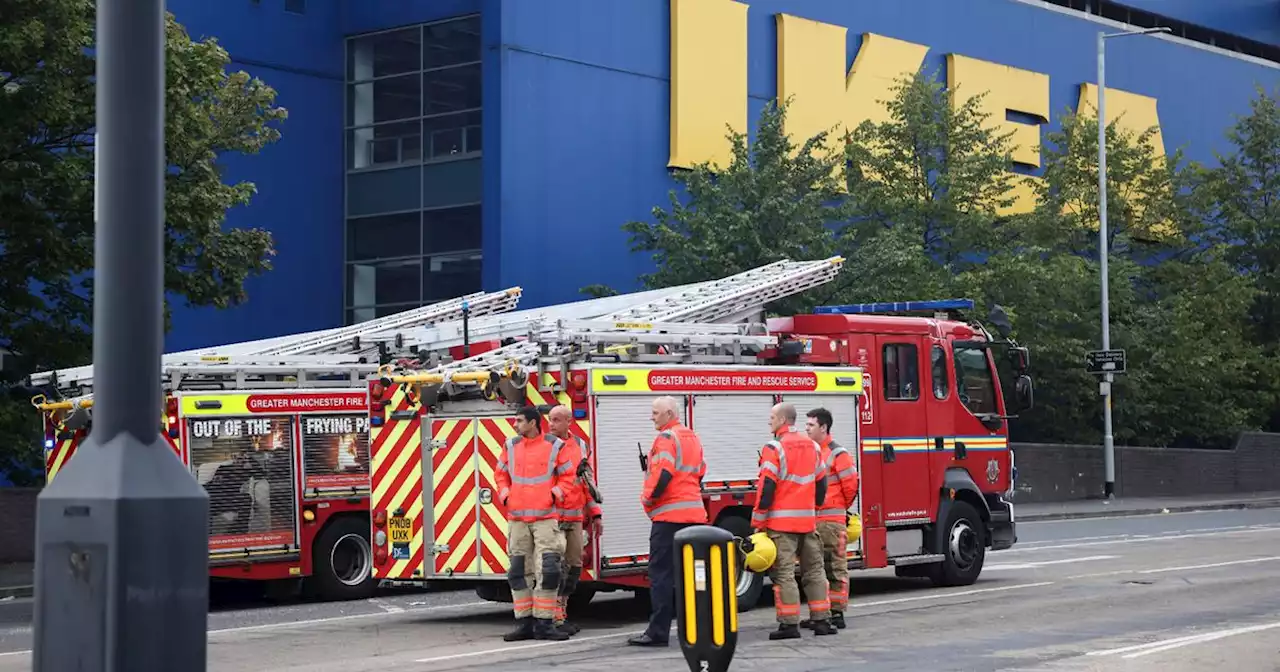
[423, 16, 480, 69]
[348, 73, 420, 125]
[347, 27, 421, 80]
[423, 64, 480, 116]
[346, 304, 420, 325]
[954, 346, 999, 415]
[882, 343, 919, 401]
[423, 111, 481, 159]
[347, 258, 421, 307]
[423, 251, 482, 301]
[931, 345, 949, 400]
[347, 121, 421, 170]
[423, 205, 481, 254]
[347, 212, 421, 261]
[422, 158, 480, 208]
[347, 307, 375, 325]
[346, 166, 420, 217]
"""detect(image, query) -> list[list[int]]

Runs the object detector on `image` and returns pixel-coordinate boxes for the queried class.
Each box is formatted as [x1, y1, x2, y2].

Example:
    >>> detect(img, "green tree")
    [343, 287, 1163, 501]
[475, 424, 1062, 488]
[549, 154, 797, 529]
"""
[0, 1, 287, 484]
[599, 98, 848, 314]
[1007, 108, 1268, 447]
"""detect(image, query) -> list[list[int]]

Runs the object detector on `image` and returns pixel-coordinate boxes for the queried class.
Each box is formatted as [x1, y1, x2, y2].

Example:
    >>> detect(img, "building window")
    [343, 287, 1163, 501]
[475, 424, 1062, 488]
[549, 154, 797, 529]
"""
[882, 343, 920, 402]
[344, 15, 485, 324]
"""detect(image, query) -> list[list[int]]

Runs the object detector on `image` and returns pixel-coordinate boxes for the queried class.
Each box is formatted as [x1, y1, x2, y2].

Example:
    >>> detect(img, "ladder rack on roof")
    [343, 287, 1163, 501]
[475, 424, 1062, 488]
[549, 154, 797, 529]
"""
[27, 288, 523, 392]
[388, 256, 844, 382]
[34, 356, 380, 412]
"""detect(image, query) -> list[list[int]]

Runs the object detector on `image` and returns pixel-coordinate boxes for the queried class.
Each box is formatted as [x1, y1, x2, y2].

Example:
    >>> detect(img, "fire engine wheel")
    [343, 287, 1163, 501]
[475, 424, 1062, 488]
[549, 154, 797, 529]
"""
[716, 513, 765, 612]
[307, 516, 378, 601]
[929, 500, 986, 587]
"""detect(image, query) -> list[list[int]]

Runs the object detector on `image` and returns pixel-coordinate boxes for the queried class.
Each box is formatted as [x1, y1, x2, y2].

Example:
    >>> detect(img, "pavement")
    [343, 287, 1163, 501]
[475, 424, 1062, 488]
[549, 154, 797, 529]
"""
[2, 491, 1279, 603]
[4, 503, 1280, 669]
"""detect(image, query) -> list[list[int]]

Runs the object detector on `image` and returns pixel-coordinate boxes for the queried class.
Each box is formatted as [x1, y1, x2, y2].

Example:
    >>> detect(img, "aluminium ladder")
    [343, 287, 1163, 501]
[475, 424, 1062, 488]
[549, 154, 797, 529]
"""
[402, 256, 845, 381]
[28, 288, 523, 392]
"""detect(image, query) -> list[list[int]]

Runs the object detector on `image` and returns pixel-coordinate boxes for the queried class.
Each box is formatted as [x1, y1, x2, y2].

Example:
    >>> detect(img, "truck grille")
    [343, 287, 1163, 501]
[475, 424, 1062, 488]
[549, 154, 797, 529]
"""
[188, 415, 298, 554]
[300, 413, 371, 496]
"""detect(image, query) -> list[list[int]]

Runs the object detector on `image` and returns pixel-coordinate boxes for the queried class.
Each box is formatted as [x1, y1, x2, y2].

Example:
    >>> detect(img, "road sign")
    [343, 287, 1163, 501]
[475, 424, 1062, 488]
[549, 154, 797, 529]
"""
[1086, 349, 1126, 375]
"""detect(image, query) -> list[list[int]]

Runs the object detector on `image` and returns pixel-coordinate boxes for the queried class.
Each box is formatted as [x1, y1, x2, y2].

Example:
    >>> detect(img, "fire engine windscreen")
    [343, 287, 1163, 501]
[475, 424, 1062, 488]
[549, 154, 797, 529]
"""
[189, 415, 298, 553]
[301, 414, 371, 493]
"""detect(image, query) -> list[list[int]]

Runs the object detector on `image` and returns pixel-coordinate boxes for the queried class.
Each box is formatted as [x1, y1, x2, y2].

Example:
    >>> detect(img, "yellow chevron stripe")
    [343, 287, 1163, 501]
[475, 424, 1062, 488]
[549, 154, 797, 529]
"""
[47, 439, 74, 482]
[475, 418, 513, 576]
[372, 384, 427, 580]
[371, 416, 413, 506]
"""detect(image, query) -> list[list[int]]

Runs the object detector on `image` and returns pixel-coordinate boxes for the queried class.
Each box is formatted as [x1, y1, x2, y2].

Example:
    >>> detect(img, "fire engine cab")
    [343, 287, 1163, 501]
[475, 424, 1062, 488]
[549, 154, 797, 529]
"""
[365, 257, 1032, 610]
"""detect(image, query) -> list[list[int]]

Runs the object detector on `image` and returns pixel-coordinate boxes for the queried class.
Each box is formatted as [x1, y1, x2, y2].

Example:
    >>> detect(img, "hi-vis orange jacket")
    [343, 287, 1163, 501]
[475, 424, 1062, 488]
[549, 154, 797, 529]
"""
[751, 427, 829, 534]
[641, 419, 708, 524]
[496, 432, 576, 523]
[556, 433, 602, 524]
[817, 436, 859, 524]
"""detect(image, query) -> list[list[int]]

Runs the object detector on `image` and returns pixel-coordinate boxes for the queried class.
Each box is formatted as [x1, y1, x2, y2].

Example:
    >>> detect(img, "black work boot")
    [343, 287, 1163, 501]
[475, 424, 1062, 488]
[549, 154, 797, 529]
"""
[811, 619, 838, 636]
[769, 623, 802, 640]
[831, 611, 847, 629]
[799, 618, 816, 629]
[557, 621, 581, 636]
[503, 617, 535, 642]
[534, 618, 571, 641]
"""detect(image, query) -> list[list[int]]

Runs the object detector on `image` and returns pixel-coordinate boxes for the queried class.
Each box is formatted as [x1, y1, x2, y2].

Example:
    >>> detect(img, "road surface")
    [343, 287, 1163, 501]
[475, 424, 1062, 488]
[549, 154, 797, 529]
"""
[3, 507, 1280, 671]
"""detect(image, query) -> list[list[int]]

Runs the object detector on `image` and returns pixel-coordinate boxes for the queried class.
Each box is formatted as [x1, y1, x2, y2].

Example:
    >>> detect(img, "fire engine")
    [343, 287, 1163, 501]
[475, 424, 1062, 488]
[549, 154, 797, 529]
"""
[364, 257, 1033, 611]
[25, 288, 524, 600]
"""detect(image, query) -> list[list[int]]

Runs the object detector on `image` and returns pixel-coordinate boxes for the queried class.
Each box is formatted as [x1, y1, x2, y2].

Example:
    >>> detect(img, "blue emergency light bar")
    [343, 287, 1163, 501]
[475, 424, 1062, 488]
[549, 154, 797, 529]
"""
[813, 298, 976, 315]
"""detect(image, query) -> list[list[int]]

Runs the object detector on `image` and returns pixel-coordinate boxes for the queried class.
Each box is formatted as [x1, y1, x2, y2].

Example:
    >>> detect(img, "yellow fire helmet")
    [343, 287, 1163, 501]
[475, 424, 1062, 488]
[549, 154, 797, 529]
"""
[741, 532, 777, 573]
[847, 513, 863, 543]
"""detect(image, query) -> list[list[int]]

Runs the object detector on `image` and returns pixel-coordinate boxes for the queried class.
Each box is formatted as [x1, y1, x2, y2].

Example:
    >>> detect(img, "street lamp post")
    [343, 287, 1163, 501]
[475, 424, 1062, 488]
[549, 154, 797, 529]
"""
[1096, 26, 1170, 500]
[31, 0, 210, 670]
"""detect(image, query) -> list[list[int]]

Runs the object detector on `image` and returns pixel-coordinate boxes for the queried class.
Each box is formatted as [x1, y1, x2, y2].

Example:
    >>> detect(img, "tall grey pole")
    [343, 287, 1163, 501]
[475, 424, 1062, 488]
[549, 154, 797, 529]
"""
[32, 0, 210, 669]
[1097, 30, 1116, 500]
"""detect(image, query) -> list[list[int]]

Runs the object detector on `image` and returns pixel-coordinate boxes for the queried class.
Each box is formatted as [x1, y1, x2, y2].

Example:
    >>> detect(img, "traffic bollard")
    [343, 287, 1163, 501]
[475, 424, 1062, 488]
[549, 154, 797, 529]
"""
[674, 525, 738, 672]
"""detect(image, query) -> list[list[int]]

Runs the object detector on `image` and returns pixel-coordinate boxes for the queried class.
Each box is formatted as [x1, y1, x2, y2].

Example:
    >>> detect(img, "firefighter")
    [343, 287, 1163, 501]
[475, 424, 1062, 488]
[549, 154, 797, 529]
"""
[803, 407, 859, 630]
[628, 395, 708, 648]
[751, 402, 837, 639]
[496, 406, 577, 642]
[547, 404, 603, 636]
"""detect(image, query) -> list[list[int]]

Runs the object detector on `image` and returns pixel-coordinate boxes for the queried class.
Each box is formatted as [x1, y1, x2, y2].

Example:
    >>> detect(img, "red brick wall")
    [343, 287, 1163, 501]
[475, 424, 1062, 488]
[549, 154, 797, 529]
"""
[0, 488, 37, 562]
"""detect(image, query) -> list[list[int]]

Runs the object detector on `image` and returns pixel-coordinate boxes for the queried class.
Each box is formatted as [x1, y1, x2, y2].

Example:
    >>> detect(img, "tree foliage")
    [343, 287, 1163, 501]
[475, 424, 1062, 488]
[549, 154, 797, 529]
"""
[0, 1, 287, 484]
[611, 66, 1280, 450]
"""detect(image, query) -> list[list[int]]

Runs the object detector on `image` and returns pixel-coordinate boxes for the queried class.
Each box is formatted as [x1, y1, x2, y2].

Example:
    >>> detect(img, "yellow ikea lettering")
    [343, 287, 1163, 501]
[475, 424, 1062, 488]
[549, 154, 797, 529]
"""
[947, 54, 1050, 216]
[775, 14, 928, 150]
[1076, 84, 1172, 239]
[668, 0, 747, 170]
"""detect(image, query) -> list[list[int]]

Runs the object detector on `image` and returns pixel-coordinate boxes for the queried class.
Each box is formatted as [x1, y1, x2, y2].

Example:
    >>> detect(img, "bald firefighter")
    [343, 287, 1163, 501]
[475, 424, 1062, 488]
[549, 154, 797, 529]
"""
[752, 402, 837, 639]
[547, 404, 603, 636]
[496, 406, 577, 642]
[629, 396, 708, 647]
[803, 407, 860, 630]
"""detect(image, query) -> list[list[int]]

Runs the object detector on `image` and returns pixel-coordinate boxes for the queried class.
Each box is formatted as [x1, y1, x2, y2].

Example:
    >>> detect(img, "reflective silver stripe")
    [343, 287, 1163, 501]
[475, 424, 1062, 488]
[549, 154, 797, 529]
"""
[818, 508, 847, 517]
[509, 508, 556, 517]
[759, 462, 779, 476]
[509, 435, 564, 486]
[560, 508, 583, 518]
[659, 429, 704, 474]
[555, 461, 575, 475]
[769, 436, 820, 485]
[757, 508, 816, 519]
[651, 451, 677, 466]
[650, 500, 704, 516]
[834, 466, 858, 480]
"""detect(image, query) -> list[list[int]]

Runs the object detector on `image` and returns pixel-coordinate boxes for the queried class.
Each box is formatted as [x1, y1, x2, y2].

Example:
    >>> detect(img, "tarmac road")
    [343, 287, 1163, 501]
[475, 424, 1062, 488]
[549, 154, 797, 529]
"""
[3, 507, 1280, 671]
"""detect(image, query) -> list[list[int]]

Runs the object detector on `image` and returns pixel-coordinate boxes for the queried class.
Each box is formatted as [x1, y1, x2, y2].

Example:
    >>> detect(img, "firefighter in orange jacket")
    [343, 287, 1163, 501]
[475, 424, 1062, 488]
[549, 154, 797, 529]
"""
[547, 404, 602, 637]
[495, 406, 577, 642]
[804, 407, 859, 630]
[751, 402, 837, 639]
[628, 396, 708, 647]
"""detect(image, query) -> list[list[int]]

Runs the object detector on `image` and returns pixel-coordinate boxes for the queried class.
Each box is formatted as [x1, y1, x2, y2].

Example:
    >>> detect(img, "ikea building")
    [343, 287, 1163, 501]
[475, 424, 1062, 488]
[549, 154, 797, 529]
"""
[162, 0, 1280, 351]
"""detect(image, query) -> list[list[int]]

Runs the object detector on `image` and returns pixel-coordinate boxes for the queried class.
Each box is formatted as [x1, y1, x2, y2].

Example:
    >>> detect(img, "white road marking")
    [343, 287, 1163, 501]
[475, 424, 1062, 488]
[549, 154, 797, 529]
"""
[1087, 619, 1280, 659]
[370, 598, 405, 613]
[852, 581, 1056, 607]
[1022, 508, 1276, 525]
[994, 525, 1280, 554]
[985, 555, 1116, 571]
[1137, 555, 1280, 574]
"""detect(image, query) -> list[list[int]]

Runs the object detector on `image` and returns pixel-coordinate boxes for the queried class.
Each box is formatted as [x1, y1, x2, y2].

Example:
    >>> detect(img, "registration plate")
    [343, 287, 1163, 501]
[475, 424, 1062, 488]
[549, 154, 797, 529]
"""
[389, 515, 412, 544]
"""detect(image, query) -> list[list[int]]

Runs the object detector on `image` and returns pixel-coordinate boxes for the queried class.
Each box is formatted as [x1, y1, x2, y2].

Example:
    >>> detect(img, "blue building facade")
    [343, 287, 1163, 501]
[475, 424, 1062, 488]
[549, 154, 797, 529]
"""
[162, 0, 1280, 352]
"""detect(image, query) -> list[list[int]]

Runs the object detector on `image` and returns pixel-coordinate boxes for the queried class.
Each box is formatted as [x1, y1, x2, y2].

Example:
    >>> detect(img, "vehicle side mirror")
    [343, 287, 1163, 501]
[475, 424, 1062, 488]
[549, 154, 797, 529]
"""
[1014, 374, 1034, 412]
[1007, 347, 1030, 374]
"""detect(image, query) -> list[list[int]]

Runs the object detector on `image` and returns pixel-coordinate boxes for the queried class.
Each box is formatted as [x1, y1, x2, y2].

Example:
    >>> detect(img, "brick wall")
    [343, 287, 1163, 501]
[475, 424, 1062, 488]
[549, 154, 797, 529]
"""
[0, 488, 37, 562]
[1011, 431, 1280, 503]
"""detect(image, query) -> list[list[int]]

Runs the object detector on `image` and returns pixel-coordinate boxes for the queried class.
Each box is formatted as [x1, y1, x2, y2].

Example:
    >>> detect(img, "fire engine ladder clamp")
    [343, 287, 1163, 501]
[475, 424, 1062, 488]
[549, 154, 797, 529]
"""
[380, 256, 845, 394]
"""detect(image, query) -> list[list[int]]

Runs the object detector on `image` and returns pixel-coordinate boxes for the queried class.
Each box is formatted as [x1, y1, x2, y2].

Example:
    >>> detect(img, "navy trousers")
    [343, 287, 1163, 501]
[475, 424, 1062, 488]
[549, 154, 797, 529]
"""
[644, 521, 696, 640]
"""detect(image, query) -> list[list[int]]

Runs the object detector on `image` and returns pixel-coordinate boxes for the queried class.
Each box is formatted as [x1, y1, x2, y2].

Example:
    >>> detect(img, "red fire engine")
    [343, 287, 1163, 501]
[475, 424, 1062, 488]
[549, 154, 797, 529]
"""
[365, 258, 1033, 610]
[26, 288, 523, 600]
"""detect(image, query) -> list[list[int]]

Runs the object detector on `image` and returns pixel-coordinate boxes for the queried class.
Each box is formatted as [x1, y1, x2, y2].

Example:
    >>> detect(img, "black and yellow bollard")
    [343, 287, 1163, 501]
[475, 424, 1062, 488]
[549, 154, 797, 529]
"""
[674, 525, 738, 672]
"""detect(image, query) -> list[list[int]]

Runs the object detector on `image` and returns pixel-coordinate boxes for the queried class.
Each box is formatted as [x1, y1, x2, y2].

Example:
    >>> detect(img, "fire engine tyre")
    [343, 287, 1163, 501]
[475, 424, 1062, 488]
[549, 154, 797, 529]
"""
[307, 516, 378, 601]
[929, 500, 986, 588]
[716, 514, 764, 612]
